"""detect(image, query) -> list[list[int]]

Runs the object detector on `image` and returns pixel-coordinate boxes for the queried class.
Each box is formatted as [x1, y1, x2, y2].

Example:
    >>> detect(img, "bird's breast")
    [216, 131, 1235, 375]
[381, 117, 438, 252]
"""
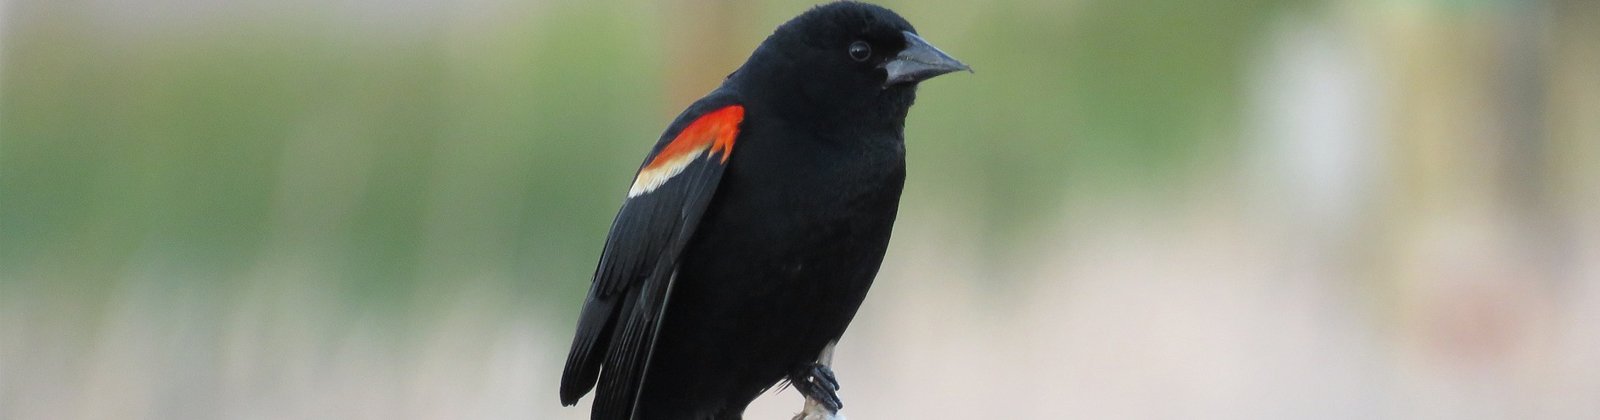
[683, 129, 905, 290]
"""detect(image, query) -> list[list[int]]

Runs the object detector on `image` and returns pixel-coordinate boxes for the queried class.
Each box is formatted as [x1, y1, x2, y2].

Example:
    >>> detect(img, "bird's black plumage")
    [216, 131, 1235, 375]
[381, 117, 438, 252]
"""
[560, 3, 968, 420]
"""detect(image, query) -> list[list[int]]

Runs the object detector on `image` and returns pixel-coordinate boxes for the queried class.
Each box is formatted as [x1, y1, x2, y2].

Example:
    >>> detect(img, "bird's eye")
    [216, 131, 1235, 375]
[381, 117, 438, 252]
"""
[848, 41, 871, 62]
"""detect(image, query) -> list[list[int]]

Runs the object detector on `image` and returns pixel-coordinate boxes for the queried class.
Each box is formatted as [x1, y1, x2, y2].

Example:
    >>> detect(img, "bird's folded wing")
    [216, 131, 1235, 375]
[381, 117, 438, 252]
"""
[559, 100, 745, 420]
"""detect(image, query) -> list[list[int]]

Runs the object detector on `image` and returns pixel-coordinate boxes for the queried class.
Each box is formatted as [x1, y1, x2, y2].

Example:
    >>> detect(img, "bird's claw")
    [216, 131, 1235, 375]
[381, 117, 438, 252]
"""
[790, 363, 843, 413]
[809, 363, 839, 391]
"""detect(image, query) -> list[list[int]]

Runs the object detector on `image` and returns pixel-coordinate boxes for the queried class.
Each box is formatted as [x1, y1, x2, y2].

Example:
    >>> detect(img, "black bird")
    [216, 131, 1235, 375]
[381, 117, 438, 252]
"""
[559, 3, 969, 419]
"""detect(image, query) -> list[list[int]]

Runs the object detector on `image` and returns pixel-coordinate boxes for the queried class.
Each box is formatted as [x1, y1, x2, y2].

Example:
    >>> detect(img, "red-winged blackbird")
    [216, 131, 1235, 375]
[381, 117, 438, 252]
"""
[559, 3, 969, 419]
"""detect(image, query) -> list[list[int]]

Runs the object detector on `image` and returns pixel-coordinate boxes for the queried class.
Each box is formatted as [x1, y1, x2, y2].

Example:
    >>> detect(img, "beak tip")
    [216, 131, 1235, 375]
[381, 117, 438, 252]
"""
[885, 31, 973, 86]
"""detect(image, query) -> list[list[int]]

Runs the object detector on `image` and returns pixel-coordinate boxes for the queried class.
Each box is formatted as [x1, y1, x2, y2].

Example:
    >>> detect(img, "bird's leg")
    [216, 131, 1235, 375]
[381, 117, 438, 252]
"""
[789, 362, 842, 413]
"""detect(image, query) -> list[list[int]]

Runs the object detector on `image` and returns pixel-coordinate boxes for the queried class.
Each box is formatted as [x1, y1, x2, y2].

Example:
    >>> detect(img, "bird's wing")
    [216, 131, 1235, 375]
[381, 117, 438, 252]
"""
[559, 99, 745, 420]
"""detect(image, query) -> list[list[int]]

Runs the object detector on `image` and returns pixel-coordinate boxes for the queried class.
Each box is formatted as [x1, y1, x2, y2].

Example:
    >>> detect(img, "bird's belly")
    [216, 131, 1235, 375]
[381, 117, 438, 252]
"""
[670, 207, 893, 349]
[634, 135, 906, 416]
[673, 156, 904, 326]
[638, 178, 901, 414]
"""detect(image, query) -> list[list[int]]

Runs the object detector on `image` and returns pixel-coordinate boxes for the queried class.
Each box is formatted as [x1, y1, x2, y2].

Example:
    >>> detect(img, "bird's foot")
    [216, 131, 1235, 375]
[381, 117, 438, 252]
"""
[789, 363, 842, 413]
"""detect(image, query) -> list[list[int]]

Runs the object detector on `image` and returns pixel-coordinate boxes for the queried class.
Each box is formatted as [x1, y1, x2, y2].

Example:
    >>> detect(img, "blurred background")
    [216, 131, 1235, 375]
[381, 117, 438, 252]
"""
[4, 0, 1599, 418]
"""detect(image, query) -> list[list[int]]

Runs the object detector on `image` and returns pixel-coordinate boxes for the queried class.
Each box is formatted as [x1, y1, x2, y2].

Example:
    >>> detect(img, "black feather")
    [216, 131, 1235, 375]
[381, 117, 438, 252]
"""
[558, 95, 741, 416]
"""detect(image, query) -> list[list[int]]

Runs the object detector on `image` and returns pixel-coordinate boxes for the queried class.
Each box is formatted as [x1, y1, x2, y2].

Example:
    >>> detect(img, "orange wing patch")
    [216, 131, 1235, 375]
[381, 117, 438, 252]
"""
[627, 105, 744, 198]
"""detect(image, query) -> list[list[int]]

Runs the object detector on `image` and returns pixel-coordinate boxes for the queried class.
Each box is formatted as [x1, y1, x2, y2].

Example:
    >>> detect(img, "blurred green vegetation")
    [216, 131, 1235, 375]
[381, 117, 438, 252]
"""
[9, 2, 1600, 418]
[2, 0, 1294, 316]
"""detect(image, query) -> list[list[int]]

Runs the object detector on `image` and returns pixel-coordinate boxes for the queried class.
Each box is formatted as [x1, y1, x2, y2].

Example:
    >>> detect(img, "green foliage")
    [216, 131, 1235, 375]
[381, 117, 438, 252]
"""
[2, 0, 1291, 311]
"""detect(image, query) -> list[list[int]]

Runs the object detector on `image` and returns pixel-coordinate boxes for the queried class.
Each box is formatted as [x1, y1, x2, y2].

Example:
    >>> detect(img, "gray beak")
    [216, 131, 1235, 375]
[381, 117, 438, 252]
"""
[882, 31, 972, 87]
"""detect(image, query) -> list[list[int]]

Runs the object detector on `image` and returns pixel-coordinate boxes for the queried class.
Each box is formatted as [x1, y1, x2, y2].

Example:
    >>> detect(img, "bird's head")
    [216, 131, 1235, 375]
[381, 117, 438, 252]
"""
[732, 2, 971, 128]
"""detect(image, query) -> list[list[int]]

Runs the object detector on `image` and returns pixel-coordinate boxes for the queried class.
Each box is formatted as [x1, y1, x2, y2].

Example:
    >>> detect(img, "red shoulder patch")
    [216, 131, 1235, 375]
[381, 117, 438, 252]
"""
[628, 105, 744, 197]
[647, 105, 743, 168]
